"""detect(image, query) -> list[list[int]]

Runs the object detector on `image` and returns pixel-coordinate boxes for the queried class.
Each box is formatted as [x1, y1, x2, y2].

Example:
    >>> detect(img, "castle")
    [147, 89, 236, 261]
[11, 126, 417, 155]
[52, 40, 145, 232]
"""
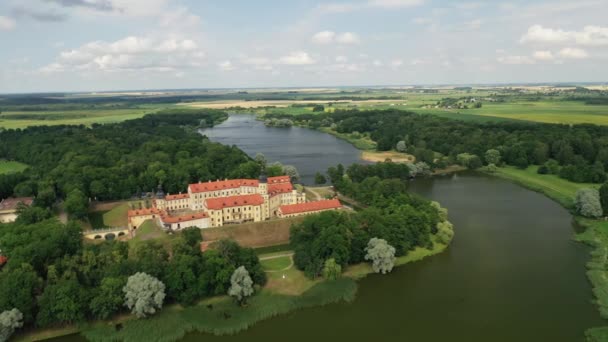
[128, 175, 341, 231]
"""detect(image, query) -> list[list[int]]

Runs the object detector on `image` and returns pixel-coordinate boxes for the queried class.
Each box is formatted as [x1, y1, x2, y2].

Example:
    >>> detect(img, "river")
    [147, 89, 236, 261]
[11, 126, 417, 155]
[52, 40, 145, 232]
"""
[53, 114, 604, 341]
[200, 114, 366, 185]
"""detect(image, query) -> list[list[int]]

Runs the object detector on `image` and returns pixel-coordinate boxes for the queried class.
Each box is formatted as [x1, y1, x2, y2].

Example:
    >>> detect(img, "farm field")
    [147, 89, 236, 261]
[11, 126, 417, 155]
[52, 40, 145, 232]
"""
[0, 160, 28, 174]
[416, 101, 608, 125]
[0, 108, 163, 129]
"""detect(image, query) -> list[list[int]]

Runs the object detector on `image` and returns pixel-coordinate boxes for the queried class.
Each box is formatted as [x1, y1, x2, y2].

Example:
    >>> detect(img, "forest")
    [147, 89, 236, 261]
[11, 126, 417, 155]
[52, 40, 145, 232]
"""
[291, 162, 450, 278]
[266, 109, 608, 183]
[0, 110, 262, 218]
[0, 211, 265, 329]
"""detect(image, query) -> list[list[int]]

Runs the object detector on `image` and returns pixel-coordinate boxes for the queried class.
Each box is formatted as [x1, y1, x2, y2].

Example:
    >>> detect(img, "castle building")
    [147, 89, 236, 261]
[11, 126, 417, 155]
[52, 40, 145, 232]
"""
[129, 174, 340, 231]
[0, 197, 34, 223]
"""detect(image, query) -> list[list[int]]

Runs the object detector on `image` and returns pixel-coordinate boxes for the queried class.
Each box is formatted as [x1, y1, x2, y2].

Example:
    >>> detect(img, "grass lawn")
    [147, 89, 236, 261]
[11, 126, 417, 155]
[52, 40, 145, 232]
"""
[493, 166, 598, 208]
[0, 160, 28, 174]
[129, 220, 174, 249]
[260, 255, 292, 271]
[102, 202, 130, 227]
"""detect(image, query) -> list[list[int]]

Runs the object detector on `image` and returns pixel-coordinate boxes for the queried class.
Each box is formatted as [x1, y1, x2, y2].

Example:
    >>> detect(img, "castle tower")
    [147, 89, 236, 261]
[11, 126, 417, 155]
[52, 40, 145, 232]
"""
[258, 172, 268, 195]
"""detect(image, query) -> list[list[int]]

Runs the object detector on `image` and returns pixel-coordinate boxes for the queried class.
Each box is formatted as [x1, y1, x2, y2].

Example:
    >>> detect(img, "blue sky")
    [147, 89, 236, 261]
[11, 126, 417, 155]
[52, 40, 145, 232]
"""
[0, 0, 607, 93]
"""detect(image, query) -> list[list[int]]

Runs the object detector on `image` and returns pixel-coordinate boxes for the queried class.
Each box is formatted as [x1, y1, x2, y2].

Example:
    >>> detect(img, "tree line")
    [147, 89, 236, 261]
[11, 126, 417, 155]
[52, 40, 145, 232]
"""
[266, 109, 608, 183]
[291, 162, 452, 278]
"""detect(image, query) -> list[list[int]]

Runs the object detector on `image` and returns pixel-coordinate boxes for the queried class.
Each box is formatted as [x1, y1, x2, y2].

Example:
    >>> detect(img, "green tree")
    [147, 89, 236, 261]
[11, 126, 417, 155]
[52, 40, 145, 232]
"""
[0, 308, 23, 342]
[254, 153, 267, 168]
[396, 140, 407, 152]
[322, 258, 342, 280]
[123, 272, 166, 318]
[314, 172, 327, 185]
[0, 264, 42, 324]
[64, 189, 88, 219]
[89, 277, 125, 320]
[36, 277, 87, 326]
[484, 149, 501, 165]
[165, 254, 200, 305]
[228, 266, 254, 306]
[364, 238, 396, 274]
[599, 182, 608, 215]
[575, 188, 603, 218]
[283, 165, 300, 183]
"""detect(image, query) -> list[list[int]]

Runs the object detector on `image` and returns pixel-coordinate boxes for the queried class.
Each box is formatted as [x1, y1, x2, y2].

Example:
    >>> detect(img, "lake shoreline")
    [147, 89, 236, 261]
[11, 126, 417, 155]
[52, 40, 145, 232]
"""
[23, 224, 453, 342]
[488, 167, 608, 340]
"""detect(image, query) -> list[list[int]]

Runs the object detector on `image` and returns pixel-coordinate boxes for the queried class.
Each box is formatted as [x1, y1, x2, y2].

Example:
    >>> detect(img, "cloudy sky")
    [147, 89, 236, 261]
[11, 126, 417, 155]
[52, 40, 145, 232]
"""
[0, 0, 607, 93]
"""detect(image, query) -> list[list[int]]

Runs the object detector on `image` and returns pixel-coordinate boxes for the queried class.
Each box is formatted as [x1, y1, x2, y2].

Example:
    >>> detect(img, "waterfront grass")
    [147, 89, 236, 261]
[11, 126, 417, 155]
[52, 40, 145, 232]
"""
[0, 160, 28, 174]
[493, 166, 597, 208]
[318, 127, 377, 150]
[80, 279, 357, 342]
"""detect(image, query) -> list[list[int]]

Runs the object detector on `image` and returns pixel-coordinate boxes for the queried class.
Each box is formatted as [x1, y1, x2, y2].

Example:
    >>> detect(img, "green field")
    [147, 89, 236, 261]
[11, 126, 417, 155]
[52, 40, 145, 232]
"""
[0, 108, 164, 129]
[493, 166, 598, 208]
[260, 255, 292, 271]
[0, 160, 28, 174]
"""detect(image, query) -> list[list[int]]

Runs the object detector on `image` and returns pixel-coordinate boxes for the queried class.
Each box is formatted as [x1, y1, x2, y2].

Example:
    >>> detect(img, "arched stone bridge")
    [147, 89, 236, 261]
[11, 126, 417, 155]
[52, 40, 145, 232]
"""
[83, 227, 130, 240]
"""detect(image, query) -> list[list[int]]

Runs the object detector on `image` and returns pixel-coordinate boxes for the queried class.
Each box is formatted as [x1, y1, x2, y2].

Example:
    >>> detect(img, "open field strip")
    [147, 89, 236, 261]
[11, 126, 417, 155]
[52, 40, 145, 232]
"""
[0, 160, 29, 174]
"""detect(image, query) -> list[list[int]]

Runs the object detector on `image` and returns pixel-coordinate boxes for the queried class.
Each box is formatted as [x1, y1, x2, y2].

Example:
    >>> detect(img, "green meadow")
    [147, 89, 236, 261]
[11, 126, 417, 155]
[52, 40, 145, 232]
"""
[0, 160, 29, 174]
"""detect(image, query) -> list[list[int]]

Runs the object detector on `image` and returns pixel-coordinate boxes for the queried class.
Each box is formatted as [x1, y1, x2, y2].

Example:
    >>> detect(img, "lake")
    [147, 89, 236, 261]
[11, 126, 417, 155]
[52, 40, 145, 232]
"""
[200, 114, 366, 185]
[52, 115, 604, 341]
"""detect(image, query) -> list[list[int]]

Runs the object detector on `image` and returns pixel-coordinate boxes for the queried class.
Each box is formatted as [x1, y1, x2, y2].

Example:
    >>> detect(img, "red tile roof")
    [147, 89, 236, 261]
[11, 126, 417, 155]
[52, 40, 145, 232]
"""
[189, 179, 259, 193]
[268, 175, 291, 184]
[161, 212, 208, 224]
[165, 193, 190, 201]
[127, 207, 163, 217]
[205, 194, 265, 210]
[0, 255, 7, 267]
[279, 199, 341, 215]
[268, 182, 293, 195]
[0, 197, 34, 211]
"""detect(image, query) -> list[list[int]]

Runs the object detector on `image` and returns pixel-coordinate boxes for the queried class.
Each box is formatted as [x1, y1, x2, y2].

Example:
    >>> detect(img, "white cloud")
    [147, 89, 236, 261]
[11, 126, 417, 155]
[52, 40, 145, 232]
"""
[410, 58, 431, 65]
[532, 50, 554, 61]
[412, 17, 432, 25]
[278, 51, 315, 65]
[312, 31, 336, 44]
[497, 55, 535, 65]
[390, 59, 403, 67]
[465, 19, 482, 30]
[367, 0, 426, 9]
[40, 35, 206, 73]
[559, 47, 588, 59]
[336, 32, 360, 44]
[521, 25, 608, 46]
[311, 31, 360, 45]
[312, 31, 360, 45]
[335, 55, 348, 63]
[318, 0, 425, 13]
[0, 16, 16, 31]
[372, 59, 383, 66]
[218, 60, 235, 71]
